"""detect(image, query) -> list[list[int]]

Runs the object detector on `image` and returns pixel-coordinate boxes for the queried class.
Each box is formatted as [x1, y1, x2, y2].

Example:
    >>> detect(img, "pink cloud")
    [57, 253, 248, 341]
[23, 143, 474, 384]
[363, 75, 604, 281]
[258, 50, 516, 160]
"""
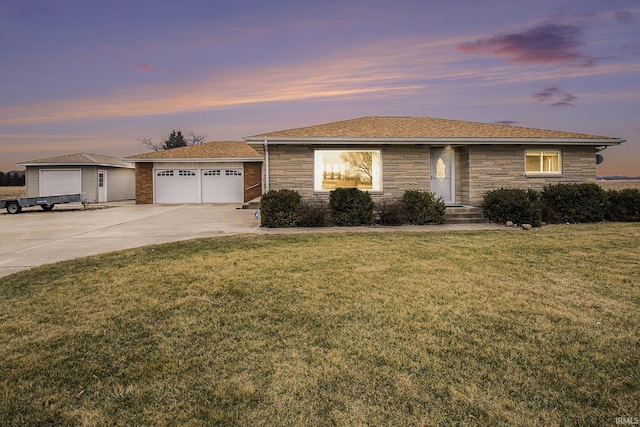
[137, 64, 153, 72]
[457, 23, 600, 67]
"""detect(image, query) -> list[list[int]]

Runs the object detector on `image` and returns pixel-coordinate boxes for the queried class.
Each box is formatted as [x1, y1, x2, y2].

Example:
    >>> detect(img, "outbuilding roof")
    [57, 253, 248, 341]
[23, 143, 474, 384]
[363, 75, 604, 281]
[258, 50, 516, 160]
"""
[245, 116, 623, 145]
[125, 141, 262, 162]
[18, 153, 133, 168]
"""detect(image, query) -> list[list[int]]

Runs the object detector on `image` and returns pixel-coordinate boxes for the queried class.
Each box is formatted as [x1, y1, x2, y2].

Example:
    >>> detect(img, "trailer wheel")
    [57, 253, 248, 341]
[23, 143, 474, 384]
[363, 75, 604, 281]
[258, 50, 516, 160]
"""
[6, 201, 22, 214]
[41, 204, 55, 211]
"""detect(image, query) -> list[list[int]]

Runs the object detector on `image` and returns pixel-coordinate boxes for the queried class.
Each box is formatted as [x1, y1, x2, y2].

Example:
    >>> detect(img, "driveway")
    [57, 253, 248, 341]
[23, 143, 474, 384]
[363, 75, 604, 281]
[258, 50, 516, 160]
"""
[0, 201, 504, 278]
[0, 202, 260, 277]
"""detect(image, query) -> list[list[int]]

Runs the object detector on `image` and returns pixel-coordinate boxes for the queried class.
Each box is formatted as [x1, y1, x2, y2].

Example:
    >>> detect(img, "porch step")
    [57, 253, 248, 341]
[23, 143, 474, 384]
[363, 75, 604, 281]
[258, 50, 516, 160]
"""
[241, 197, 261, 210]
[445, 206, 488, 224]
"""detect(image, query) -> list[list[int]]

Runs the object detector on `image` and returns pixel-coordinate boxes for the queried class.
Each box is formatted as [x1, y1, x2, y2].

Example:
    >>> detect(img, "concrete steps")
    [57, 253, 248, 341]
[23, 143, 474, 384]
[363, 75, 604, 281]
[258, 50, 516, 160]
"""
[445, 206, 488, 224]
[241, 197, 261, 210]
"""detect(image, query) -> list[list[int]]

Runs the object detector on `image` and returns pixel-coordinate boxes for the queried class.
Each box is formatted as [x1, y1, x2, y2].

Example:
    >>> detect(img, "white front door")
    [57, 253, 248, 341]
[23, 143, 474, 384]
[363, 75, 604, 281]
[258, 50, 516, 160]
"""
[431, 148, 455, 204]
[98, 170, 107, 202]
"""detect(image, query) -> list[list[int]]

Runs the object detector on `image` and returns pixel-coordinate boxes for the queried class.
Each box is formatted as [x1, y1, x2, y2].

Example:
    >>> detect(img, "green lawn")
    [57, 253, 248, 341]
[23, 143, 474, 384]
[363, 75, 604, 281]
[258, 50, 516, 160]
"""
[1, 224, 639, 426]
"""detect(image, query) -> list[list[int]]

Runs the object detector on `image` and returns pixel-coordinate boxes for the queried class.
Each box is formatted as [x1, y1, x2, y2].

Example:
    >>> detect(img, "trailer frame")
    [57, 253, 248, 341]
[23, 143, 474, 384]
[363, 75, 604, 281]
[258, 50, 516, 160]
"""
[0, 193, 87, 214]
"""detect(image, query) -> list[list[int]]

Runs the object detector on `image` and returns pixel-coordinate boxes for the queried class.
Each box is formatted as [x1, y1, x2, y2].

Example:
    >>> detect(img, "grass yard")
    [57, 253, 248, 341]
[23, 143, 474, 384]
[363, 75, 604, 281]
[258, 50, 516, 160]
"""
[1, 224, 638, 426]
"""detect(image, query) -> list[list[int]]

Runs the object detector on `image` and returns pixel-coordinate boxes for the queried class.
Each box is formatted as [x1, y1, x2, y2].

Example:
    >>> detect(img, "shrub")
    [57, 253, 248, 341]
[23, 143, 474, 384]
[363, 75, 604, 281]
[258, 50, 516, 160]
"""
[259, 189, 301, 228]
[541, 183, 607, 224]
[298, 199, 330, 227]
[329, 188, 375, 226]
[606, 188, 640, 222]
[376, 198, 408, 226]
[482, 188, 542, 226]
[402, 190, 446, 225]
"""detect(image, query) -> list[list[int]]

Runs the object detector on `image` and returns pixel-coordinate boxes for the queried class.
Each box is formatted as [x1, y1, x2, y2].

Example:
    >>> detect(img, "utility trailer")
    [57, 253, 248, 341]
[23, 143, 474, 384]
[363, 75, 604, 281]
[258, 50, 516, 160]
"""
[0, 193, 87, 214]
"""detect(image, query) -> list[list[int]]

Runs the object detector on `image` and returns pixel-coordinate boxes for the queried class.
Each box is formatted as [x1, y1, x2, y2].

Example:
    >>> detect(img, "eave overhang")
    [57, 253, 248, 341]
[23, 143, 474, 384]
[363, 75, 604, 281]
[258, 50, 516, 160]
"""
[17, 162, 135, 168]
[244, 136, 625, 146]
[122, 157, 264, 163]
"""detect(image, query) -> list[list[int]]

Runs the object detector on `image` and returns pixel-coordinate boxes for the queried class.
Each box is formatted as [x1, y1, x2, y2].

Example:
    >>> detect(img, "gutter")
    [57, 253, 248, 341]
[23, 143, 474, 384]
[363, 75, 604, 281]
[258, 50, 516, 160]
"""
[264, 139, 270, 193]
[244, 136, 625, 146]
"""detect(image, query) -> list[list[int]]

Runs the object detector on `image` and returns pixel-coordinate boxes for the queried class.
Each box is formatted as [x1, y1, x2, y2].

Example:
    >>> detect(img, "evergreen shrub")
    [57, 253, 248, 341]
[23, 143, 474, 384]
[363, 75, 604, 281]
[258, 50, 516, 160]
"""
[402, 190, 446, 225]
[329, 188, 375, 226]
[482, 188, 542, 226]
[259, 189, 301, 228]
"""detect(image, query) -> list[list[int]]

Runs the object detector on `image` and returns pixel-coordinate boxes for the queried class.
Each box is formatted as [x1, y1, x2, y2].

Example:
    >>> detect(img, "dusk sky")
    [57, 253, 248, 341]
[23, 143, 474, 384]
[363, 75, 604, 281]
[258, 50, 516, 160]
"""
[1, 0, 639, 175]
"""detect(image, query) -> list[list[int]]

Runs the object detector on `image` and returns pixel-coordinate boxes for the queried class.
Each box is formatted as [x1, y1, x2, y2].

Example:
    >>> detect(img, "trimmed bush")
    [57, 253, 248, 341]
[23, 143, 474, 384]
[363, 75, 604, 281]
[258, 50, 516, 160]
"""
[606, 188, 640, 222]
[541, 183, 607, 224]
[298, 199, 330, 227]
[402, 190, 446, 225]
[376, 198, 408, 226]
[329, 188, 375, 226]
[259, 189, 301, 228]
[482, 188, 542, 226]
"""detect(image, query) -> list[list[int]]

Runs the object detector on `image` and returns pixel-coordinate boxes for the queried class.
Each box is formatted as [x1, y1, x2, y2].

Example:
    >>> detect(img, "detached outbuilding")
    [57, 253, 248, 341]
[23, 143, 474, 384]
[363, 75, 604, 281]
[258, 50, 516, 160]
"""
[124, 141, 263, 204]
[17, 153, 135, 202]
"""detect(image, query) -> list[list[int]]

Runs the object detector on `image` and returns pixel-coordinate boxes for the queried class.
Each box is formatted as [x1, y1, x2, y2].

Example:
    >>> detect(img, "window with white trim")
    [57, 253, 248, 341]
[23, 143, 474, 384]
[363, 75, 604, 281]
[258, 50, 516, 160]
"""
[525, 150, 562, 175]
[157, 170, 174, 176]
[225, 170, 242, 176]
[178, 170, 196, 176]
[314, 150, 382, 191]
[204, 170, 221, 176]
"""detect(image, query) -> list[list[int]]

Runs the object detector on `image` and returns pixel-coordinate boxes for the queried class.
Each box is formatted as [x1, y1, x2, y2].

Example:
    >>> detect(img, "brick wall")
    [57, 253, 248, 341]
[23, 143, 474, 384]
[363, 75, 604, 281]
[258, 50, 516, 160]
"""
[243, 162, 262, 202]
[135, 163, 153, 204]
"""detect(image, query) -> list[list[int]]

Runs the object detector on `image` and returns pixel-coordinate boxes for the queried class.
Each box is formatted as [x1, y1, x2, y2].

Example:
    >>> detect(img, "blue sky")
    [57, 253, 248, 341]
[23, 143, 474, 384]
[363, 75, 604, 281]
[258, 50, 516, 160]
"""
[1, 0, 639, 175]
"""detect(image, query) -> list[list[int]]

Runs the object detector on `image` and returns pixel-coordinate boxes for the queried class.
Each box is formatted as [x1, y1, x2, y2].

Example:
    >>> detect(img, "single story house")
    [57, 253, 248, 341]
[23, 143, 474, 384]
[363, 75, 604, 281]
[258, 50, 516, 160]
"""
[17, 153, 135, 203]
[244, 116, 625, 206]
[124, 141, 263, 204]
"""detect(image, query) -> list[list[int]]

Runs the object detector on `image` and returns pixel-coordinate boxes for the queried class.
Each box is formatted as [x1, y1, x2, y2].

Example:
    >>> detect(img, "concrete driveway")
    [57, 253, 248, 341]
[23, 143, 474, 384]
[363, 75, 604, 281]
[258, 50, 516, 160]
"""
[0, 202, 260, 277]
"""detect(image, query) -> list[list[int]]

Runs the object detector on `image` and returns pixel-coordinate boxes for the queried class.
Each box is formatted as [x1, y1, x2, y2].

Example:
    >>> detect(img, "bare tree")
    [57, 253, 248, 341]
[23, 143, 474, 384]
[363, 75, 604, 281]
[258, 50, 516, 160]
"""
[138, 130, 207, 151]
[341, 151, 374, 181]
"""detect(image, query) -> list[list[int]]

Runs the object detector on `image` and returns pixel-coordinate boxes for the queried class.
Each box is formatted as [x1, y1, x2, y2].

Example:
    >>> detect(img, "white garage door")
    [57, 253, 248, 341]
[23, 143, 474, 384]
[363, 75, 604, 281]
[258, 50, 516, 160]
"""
[40, 169, 82, 196]
[155, 170, 199, 204]
[202, 169, 244, 203]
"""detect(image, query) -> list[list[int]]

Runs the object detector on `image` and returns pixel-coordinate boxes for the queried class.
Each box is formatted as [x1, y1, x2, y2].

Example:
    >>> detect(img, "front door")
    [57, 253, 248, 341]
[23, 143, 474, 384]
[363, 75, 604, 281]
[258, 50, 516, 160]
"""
[430, 148, 455, 204]
[98, 170, 107, 202]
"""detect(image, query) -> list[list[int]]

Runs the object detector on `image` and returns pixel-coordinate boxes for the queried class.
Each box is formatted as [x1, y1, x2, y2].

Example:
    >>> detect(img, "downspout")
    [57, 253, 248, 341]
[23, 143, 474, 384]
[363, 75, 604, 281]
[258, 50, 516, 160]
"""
[264, 139, 270, 193]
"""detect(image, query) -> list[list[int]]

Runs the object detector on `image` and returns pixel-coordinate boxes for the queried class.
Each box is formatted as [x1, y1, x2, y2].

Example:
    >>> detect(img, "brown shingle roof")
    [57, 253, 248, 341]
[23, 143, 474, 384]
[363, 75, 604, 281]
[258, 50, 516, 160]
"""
[247, 116, 619, 140]
[126, 141, 262, 160]
[18, 153, 133, 167]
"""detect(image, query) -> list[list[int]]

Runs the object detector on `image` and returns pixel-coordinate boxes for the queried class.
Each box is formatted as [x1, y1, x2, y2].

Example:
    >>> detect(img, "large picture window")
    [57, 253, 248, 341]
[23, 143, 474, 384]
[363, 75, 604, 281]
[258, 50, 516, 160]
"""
[314, 150, 382, 191]
[525, 150, 562, 175]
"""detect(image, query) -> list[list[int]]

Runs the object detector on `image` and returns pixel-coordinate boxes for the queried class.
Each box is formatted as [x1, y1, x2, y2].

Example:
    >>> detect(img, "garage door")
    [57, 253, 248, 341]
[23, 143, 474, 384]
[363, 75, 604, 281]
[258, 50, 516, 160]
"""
[40, 169, 82, 196]
[154, 169, 199, 204]
[202, 169, 243, 203]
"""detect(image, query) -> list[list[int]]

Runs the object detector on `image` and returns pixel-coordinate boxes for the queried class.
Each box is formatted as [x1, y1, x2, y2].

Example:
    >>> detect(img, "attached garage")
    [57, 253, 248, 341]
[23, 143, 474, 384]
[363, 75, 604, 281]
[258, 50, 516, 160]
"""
[125, 142, 263, 205]
[155, 169, 199, 204]
[202, 169, 244, 203]
[153, 167, 245, 204]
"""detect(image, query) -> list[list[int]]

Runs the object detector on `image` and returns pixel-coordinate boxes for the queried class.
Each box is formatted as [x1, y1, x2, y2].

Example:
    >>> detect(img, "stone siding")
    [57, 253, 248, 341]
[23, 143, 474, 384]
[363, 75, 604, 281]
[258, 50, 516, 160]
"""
[466, 145, 597, 205]
[251, 143, 598, 206]
[260, 144, 431, 199]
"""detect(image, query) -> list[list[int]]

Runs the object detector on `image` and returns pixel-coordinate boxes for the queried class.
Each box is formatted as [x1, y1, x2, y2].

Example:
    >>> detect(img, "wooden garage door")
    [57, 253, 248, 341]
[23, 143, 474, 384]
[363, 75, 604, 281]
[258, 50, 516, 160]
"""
[39, 169, 82, 196]
[154, 169, 199, 204]
[202, 169, 244, 203]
